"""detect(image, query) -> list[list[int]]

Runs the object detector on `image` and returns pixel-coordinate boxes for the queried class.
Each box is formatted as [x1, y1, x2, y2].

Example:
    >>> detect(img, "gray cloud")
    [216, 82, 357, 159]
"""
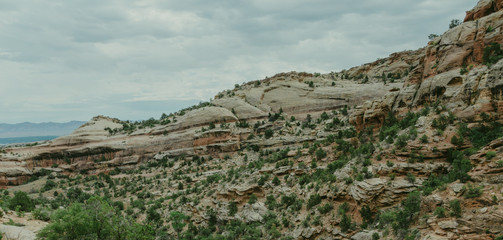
[0, 0, 475, 123]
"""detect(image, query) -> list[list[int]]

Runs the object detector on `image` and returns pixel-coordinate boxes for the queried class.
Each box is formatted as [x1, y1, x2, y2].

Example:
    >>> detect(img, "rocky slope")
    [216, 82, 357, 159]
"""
[1, 0, 503, 239]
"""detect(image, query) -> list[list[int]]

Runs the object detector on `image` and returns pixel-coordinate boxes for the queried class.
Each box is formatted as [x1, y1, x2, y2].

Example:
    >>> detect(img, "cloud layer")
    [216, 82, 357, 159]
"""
[0, 0, 475, 123]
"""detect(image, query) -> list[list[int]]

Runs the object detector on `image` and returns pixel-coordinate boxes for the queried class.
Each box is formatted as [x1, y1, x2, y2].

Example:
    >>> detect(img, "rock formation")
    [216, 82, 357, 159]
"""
[1, 0, 503, 239]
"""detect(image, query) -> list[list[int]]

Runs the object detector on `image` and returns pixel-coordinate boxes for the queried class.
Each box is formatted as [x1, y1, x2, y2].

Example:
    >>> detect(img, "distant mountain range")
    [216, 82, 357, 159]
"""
[0, 121, 85, 139]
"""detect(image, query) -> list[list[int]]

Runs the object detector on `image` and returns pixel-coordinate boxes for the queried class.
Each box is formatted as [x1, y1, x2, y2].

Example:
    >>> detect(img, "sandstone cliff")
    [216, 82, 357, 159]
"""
[1, 0, 503, 239]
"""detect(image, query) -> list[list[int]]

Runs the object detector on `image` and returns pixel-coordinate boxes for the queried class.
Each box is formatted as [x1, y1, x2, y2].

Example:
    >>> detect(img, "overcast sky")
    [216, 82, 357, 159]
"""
[0, 0, 476, 123]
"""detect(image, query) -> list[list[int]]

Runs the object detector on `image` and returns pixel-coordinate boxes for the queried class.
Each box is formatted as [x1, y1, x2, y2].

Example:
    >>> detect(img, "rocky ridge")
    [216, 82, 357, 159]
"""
[1, 0, 503, 239]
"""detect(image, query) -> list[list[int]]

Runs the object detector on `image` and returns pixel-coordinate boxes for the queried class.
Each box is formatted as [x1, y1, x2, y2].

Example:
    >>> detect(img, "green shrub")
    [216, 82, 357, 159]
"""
[170, 211, 189, 237]
[483, 43, 503, 66]
[38, 196, 155, 240]
[460, 66, 468, 75]
[393, 191, 421, 231]
[264, 129, 274, 139]
[450, 135, 464, 147]
[228, 201, 238, 216]
[464, 184, 483, 198]
[421, 174, 448, 195]
[315, 148, 327, 160]
[486, 151, 496, 160]
[434, 207, 446, 218]
[360, 205, 373, 225]
[306, 194, 321, 209]
[320, 112, 329, 120]
[272, 176, 280, 186]
[363, 158, 372, 166]
[355, 173, 364, 181]
[386, 160, 394, 167]
[33, 208, 51, 221]
[395, 134, 409, 148]
[8, 192, 34, 212]
[449, 19, 461, 29]
[42, 180, 58, 192]
[266, 195, 277, 210]
[248, 194, 257, 204]
[406, 173, 416, 183]
[341, 105, 348, 116]
[464, 122, 503, 149]
[340, 214, 352, 232]
[317, 203, 333, 214]
[447, 150, 472, 183]
[420, 134, 428, 143]
[338, 202, 350, 215]
[450, 199, 462, 217]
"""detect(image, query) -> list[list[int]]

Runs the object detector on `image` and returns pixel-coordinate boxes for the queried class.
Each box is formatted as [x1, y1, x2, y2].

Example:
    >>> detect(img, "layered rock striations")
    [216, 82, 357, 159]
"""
[1, 0, 503, 239]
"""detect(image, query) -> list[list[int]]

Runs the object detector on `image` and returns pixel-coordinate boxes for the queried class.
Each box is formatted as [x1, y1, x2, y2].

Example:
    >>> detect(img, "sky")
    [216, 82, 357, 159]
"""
[0, 0, 476, 123]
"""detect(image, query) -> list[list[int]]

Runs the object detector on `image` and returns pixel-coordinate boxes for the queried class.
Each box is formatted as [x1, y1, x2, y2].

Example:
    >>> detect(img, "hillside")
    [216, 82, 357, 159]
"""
[1, 0, 503, 239]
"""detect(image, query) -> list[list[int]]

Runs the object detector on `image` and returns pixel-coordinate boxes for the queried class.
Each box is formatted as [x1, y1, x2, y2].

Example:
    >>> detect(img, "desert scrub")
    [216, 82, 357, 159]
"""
[486, 151, 496, 160]
[464, 184, 483, 198]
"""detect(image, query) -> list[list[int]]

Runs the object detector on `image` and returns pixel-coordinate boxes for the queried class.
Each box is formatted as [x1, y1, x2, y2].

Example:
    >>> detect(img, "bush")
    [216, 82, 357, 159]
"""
[451, 135, 464, 147]
[306, 194, 321, 209]
[406, 173, 416, 183]
[421, 174, 448, 195]
[447, 150, 472, 183]
[420, 134, 428, 143]
[450, 199, 462, 217]
[486, 151, 496, 160]
[464, 122, 503, 149]
[464, 184, 483, 198]
[315, 148, 327, 160]
[170, 211, 189, 237]
[33, 208, 51, 221]
[320, 112, 329, 120]
[434, 207, 446, 218]
[317, 203, 333, 215]
[449, 19, 461, 29]
[360, 205, 373, 225]
[403, 191, 421, 216]
[393, 191, 421, 231]
[395, 134, 409, 148]
[264, 129, 274, 139]
[340, 214, 352, 232]
[483, 43, 503, 66]
[338, 202, 350, 215]
[228, 201, 238, 216]
[272, 176, 280, 186]
[38, 196, 155, 240]
[266, 195, 277, 210]
[8, 192, 34, 212]
[341, 105, 348, 116]
[248, 194, 257, 204]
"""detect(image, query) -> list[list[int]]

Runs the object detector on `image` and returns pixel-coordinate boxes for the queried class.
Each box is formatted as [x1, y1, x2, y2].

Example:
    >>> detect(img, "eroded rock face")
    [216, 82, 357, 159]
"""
[1, 2, 503, 239]
[237, 202, 268, 223]
[464, 0, 503, 22]
[349, 178, 386, 203]
[51, 116, 123, 146]
[173, 107, 238, 130]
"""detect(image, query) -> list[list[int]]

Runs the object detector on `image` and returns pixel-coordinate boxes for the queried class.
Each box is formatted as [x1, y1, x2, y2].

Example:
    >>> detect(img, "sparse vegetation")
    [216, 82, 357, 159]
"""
[4, 16, 503, 239]
[483, 43, 503, 66]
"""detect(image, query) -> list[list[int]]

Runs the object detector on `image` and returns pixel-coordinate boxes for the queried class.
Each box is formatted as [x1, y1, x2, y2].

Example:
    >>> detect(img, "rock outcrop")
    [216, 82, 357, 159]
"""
[1, 1, 503, 239]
